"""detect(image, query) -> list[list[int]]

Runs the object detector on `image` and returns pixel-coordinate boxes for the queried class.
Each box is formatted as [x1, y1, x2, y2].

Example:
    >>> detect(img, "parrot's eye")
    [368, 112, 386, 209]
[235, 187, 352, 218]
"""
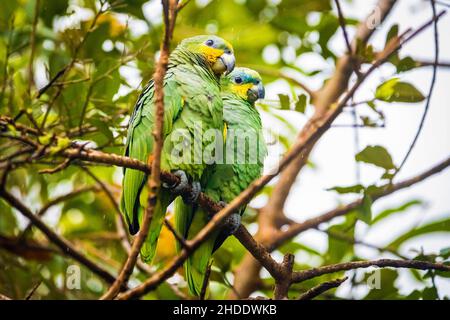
[234, 77, 243, 84]
[205, 39, 214, 46]
[224, 48, 232, 54]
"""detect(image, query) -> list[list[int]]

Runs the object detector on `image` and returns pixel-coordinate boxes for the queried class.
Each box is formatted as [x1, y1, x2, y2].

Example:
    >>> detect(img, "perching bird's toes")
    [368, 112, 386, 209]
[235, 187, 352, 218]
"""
[163, 170, 188, 193]
[218, 201, 227, 208]
[182, 180, 201, 204]
[222, 213, 241, 235]
[208, 200, 227, 219]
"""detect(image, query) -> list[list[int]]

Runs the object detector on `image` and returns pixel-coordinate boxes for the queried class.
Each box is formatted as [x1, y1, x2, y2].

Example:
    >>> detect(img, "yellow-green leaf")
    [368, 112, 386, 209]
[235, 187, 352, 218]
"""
[375, 78, 425, 103]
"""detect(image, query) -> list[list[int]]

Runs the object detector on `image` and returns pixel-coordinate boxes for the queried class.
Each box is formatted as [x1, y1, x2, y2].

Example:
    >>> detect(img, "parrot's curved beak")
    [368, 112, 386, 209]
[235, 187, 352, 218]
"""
[212, 52, 235, 75]
[248, 82, 265, 103]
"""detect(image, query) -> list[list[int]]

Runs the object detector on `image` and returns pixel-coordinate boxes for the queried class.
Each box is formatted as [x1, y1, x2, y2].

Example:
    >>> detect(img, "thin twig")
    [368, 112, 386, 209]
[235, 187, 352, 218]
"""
[334, 0, 353, 56]
[164, 218, 190, 251]
[199, 261, 213, 300]
[394, 0, 439, 177]
[176, 0, 192, 11]
[298, 277, 347, 300]
[27, 0, 40, 95]
[292, 259, 450, 283]
[39, 4, 107, 128]
[24, 281, 42, 300]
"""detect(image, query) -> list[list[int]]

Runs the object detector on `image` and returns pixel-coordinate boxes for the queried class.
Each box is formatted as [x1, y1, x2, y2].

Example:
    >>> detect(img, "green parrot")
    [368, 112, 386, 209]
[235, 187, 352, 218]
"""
[120, 35, 235, 263]
[174, 67, 267, 296]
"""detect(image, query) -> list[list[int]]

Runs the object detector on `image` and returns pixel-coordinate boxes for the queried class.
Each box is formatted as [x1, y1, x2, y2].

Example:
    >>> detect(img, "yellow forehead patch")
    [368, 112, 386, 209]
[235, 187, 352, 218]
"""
[231, 82, 253, 99]
[202, 46, 224, 63]
[224, 39, 233, 51]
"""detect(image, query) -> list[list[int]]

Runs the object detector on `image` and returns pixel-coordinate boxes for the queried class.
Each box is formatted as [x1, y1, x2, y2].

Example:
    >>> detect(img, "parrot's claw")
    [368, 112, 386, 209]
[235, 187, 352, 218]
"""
[218, 201, 227, 208]
[182, 180, 201, 204]
[163, 170, 201, 204]
[215, 201, 241, 235]
[208, 201, 227, 219]
[223, 213, 241, 236]
[163, 170, 188, 193]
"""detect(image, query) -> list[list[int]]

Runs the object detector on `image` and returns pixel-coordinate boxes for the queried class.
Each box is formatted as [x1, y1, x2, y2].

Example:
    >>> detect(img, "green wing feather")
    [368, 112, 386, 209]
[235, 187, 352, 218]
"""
[120, 75, 184, 262]
[121, 50, 223, 264]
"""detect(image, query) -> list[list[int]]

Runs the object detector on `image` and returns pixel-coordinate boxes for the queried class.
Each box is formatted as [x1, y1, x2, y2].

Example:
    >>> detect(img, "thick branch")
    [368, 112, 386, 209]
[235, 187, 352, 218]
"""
[273, 253, 295, 300]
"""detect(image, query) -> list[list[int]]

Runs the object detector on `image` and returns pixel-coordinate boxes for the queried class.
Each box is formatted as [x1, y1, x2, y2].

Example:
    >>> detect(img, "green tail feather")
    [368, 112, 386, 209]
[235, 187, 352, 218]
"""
[139, 190, 171, 263]
[183, 206, 219, 296]
[174, 197, 193, 254]
[185, 236, 217, 296]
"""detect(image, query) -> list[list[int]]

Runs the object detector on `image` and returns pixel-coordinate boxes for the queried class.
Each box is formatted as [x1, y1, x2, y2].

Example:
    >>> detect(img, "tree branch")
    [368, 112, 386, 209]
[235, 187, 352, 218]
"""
[273, 253, 295, 300]
[292, 259, 450, 283]
[297, 277, 347, 300]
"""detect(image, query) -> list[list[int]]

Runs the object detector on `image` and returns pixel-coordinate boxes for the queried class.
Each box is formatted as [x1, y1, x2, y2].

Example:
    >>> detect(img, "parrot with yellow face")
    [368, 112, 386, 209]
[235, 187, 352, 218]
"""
[174, 67, 267, 295]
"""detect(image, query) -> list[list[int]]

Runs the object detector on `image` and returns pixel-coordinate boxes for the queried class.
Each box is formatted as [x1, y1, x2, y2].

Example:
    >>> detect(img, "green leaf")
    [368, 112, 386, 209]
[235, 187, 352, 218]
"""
[396, 56, 418, 73]
[355, 39, 375, 62]
[372, 199, 424, 225]
[326, 215, 356, 263]
[355, 145, 396, 170]
[89, 119, 113, 142]
[327, 184, 364, 194]
[295, 94, 307, 113]
[422, 286, 439, 300]
[385, 24, 399, 46]
[278, 94, 291, 110]
[357, 191, 373, 224]
[375, 78, 425, 103]
[279, 241, 322, 256]
[93, 58, 121, 102]
[387, 218, 450, 249]
[364, 269, 400, 299]
[439, 247, 450, 259]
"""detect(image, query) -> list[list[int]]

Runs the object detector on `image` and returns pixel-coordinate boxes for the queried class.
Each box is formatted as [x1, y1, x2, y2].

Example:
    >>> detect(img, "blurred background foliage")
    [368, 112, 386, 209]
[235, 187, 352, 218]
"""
[0, 0, 449, 300]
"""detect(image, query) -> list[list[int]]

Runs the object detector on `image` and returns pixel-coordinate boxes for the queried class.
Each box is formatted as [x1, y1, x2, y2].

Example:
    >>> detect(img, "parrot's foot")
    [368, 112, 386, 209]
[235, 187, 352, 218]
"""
[223, 213, 241, 235]
[182, 180, 201, 204]
[163, 170, 188, 192]
[216, 201, 241, 235]
[162, 170, 201, 204]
